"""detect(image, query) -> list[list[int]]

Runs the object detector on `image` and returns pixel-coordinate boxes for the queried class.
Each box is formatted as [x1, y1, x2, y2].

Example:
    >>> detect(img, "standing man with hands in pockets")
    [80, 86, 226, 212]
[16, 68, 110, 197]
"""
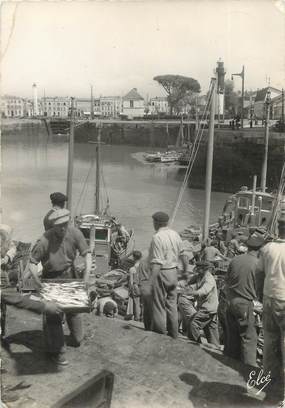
[148, 211, 188, 339]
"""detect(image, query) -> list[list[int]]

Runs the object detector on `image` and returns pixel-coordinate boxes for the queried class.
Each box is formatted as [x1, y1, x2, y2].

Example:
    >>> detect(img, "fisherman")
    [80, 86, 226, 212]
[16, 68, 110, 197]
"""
[28, 209, 91, 366]
[177, 269, 197, 336]
[138, 254, 152, 331]
[227, 232, 241, 258]
[43, 192, 67, 231]
[148, 211, 188, 338]
[128, 250, 142, 321]
[201, 240, 227, 265]
[256, 213, 285, 404]
[224, 233, 264, 367]
[187, 261, 220, 346]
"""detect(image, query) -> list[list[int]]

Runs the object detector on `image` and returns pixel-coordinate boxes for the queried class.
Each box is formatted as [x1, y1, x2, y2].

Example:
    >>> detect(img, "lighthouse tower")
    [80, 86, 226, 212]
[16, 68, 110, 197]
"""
[32, 83, 39, 116]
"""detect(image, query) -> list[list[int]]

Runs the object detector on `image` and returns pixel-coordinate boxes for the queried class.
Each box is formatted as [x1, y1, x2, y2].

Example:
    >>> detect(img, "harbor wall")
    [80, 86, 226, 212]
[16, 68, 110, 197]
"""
[2, 118, 284, 193]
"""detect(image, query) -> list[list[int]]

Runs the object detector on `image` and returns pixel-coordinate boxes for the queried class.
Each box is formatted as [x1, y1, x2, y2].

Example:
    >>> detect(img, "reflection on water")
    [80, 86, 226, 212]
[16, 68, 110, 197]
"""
[2, 131, 229, 248]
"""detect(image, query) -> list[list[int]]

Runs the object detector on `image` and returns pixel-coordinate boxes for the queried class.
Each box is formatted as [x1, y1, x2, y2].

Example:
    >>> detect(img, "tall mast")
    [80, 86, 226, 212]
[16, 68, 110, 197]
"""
[90, 85, 94, 120]
[203, 75, 217, 239]
[67, 97, 75, 214]
[261, 89, 271, 192]
[95, 124, 101, 213]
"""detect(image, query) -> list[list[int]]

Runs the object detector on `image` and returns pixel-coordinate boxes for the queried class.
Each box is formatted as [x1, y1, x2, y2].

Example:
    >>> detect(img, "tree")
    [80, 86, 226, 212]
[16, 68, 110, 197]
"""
[224, 80, 239, 117]
[153, 75, 201, 115]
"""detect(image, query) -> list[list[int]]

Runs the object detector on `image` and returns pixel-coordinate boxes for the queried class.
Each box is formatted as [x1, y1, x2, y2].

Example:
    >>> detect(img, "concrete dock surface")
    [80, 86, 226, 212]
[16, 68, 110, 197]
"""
[1, 307, 275, 408]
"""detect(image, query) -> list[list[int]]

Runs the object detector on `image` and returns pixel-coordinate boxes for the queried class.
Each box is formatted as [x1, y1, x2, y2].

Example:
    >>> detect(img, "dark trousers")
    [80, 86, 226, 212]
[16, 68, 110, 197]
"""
[42, 270, 83, 355]
[43, 312, 83, 355]
[224, 297, 257, 367]
[140, 281, 153, 331]
[189, 309, 220, 346]
[151, 268, 178, 338]
[1, 289, 45, 336]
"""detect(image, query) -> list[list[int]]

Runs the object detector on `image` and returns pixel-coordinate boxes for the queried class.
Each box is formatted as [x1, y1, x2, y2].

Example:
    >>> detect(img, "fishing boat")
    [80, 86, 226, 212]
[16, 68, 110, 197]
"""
[65, 110, 134, 272]
[144, 150, 181, 163]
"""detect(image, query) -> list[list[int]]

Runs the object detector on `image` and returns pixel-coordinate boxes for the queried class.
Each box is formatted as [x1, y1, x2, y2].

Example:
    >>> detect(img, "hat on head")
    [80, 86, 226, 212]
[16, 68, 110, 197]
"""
[152, 211, 169, 223]
[48, 209, 70, 225]
[195, 261, 213, 269]
[246, 233, 264, 249]
[0, 224, 13, 240]
[50, 192, 67, 203]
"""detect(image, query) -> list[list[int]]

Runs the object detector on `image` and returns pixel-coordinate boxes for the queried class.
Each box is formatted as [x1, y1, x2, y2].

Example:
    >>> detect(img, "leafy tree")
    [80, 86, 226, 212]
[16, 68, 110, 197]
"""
[153, 75, 201, 115]
[224, 80, 239, 117]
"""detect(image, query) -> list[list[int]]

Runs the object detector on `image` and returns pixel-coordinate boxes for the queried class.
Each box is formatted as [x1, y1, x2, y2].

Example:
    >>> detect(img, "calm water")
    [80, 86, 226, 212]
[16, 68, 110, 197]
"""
[2, 129, 229, 249]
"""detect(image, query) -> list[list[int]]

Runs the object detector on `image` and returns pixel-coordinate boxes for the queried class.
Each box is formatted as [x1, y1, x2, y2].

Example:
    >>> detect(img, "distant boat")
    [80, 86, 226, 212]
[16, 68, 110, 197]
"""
[144, 150, 181, 163]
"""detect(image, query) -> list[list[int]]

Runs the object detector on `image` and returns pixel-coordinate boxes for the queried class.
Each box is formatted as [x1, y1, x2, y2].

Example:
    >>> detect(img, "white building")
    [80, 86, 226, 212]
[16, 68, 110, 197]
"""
[122, 88, 145, 119]
[100, 96, 122, 118]
[1, 95, 25, 117]
[149, 96, 169, 115]
[254, 87, 282, 119]
[41, 97, 70, 117]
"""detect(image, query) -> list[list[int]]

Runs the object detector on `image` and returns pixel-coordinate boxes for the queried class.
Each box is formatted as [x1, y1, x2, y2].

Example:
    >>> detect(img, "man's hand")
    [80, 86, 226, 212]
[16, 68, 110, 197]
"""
[44, 302, 62, 316]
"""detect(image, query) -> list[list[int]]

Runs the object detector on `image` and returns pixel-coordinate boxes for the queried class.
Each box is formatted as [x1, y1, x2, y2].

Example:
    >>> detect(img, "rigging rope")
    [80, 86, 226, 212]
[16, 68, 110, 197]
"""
[170, 78, 216, 226]
[74, 159, 96, 215]
[268, 159, 285, 235]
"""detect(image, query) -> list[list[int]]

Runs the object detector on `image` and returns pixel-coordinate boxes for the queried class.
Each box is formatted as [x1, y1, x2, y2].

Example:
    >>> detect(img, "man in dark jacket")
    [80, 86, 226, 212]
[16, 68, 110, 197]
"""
[224, 233, 264, 366]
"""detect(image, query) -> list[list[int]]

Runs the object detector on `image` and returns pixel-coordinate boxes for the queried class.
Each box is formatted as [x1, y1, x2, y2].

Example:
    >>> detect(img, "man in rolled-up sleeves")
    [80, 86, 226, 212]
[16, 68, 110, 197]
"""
[148, 211, 188, 339]
[28, 209, 91, 366]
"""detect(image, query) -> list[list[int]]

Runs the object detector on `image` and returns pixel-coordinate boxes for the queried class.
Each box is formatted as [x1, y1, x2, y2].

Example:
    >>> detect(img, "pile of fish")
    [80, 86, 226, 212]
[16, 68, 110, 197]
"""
[40, 281, 90, 310]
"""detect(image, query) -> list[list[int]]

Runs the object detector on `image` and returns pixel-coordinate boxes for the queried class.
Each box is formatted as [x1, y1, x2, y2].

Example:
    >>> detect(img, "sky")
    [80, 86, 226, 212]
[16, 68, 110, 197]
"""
[1, 0, 285, 100]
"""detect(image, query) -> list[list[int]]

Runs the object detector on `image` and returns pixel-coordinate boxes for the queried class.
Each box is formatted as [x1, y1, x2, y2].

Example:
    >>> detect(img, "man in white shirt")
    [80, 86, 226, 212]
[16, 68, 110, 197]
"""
[256, 213, 285, 404]
[148, 211, 188, 338]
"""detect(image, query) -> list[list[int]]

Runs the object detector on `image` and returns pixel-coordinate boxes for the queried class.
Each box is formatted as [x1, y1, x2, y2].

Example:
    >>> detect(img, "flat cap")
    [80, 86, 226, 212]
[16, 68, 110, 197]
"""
[246, 233, 265, 249]
[195, 261, 213, 269]
[48, 209, 70, 225]
[152, 211, 169, 223]
[50, 192, 67, 203]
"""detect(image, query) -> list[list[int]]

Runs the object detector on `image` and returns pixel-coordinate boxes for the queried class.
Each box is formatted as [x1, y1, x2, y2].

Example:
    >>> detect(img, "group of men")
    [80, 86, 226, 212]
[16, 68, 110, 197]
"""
[1, 193, 285, 405]
[129, 210, 284, 405]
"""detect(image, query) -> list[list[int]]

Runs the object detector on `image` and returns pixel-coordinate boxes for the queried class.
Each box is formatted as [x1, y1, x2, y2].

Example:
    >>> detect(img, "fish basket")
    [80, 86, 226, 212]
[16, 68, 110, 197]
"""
[41, 279, 92, 314]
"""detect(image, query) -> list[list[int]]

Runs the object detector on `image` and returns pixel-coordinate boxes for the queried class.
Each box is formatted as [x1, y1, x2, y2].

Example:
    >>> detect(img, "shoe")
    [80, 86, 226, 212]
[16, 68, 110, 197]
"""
[66, 336, 81, 348]
[50, 354, 69, 366]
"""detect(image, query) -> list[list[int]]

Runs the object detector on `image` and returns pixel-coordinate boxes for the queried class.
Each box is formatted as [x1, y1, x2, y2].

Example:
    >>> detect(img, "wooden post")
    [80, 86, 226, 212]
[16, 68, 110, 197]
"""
[250, 175, 257, 225]
[66, 97, 75, 214]
[203, 77, 217, 240]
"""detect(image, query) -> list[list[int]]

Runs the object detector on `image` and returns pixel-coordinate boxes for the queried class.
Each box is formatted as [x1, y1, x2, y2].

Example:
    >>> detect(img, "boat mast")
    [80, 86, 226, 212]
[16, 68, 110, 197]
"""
[261, 89, 271, 192]
[66, 97, 75, 214]
[203, 75, 217, 240]
[90, 85, 94, 120]
[95, 124, 101, 214]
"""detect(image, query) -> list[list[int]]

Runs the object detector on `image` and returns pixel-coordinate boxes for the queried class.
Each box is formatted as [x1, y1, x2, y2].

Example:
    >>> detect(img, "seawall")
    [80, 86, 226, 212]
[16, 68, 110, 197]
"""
[2, 118, 284, 193]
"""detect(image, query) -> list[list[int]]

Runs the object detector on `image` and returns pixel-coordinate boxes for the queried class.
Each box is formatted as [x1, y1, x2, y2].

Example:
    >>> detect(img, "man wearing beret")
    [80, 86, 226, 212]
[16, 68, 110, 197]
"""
[43, 192, 67, 231]
[148, 211, 188, 338]
[29, 208, 91, 366]
[256, 213, 285, 404]
[187, 261, 220, 346]
[224, 233, 264, 366]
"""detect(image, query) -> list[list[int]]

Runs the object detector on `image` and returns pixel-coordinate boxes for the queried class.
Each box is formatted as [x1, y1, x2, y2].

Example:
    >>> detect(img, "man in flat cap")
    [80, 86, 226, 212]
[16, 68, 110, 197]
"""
[224, 233, 265, 366]
[148, 211, 188, 338]
[43, 192, 67, 231]
[187, 261, 220, 346]
[29, 208, 91, 366]
[256, 212, 285, 404]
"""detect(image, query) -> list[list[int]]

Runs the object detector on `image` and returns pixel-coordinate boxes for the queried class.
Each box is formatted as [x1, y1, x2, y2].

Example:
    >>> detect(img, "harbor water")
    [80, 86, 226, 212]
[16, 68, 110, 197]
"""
[2, 129, 229, 249]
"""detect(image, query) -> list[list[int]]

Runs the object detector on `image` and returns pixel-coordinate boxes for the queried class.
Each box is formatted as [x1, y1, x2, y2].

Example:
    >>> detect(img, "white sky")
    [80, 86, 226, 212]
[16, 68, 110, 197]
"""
[1, 0, 285, 99]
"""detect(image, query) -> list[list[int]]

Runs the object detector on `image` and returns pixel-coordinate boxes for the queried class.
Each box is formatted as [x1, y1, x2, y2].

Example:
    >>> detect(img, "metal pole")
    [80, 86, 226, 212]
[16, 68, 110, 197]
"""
[66, 97, 75, 214]
[90, 85, 94, 120]
[261, 91, 271, 192]
[203, 77, 217, 240]
[241, 66, 245, 129]
[250, 175, 257, 226]
[95, 125, 101, 213]
[281, 88, 284, 126]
